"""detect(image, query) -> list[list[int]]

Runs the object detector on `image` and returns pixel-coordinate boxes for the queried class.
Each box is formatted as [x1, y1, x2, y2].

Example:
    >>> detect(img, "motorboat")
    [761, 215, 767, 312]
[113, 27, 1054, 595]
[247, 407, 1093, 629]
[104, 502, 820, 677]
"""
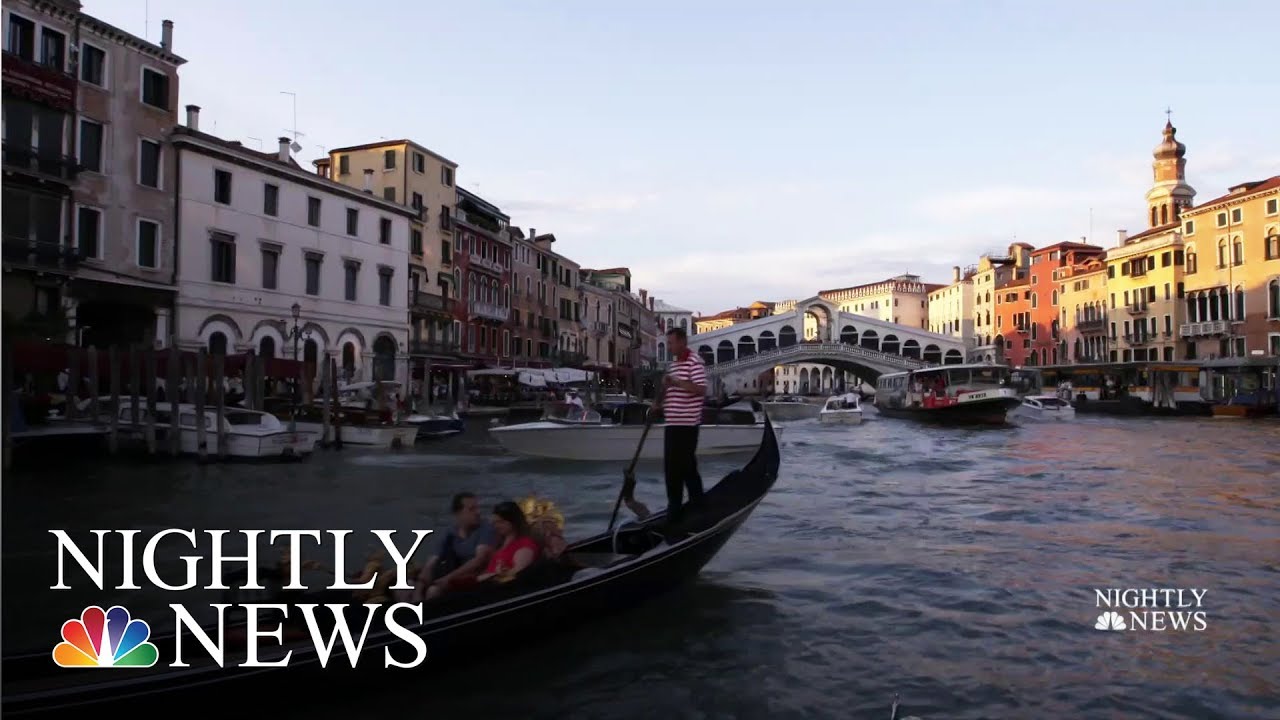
[0, 418, 781, 714]
[818, 393, 863, 424]
[875, 364, 1022, 425]
[83, 399, 315, 459]
[264, 397, 416, 448]
[1009, 394, 1077, 422]
[489, 400, 782, 461]
[761, 394, 820, 421]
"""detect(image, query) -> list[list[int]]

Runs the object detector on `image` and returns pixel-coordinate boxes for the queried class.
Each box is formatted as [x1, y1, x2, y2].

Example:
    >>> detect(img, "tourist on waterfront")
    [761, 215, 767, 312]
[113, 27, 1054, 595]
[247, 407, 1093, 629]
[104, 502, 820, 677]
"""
[412, 492, 496, 602]
[654, 327, 707, 529]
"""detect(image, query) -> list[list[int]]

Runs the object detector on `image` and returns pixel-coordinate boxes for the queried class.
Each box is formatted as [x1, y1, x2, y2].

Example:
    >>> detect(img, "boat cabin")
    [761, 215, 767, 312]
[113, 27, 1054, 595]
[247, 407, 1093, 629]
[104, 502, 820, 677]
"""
[876, 363, 1019, 410]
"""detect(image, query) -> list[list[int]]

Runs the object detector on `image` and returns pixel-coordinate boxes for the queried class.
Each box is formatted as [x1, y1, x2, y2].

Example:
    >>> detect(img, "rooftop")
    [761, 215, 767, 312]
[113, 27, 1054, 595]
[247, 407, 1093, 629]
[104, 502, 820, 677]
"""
[1187, 175, 1280, 212]
[327, 138, 458, 168]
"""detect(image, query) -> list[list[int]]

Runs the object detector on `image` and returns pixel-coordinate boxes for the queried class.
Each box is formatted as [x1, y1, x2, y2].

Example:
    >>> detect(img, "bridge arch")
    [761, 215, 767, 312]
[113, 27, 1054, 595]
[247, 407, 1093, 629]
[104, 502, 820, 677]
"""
[758, 330, 776, 351]
[881, 334, 900, 355]
[737, 335, 756, 358]
[802, 301, 837, 342]
[902, 339, 920, 359]
[716, 339, 735, 363]
[860, 329, 879, 350]
[697, 344, 714, 365]
[944, 349, 964, 364]
[839, 324, 858, 344]
[923, 344, 942, 364]
[778, 325, 797, 347]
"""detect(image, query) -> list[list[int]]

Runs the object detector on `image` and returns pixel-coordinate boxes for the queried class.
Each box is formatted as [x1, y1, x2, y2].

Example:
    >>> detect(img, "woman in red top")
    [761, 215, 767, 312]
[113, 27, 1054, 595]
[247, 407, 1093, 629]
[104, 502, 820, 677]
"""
[477, 500, 541, 582]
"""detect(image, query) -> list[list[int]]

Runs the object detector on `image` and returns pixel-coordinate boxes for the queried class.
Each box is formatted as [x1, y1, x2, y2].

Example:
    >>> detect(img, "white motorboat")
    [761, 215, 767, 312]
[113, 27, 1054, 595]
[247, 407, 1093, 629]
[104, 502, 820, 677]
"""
[1009, 394, 1077, 422]
[761, 395, 820, 421]
[819, 393, 863, 424]
[404, 410, 465, 439]
[92, 400, 316, 459]
[488, 400, 782, 461]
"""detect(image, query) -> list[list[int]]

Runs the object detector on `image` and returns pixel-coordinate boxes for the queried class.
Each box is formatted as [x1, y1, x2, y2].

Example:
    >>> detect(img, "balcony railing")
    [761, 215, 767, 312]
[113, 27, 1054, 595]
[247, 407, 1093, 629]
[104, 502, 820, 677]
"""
[1076, 318, 1107, 333]
[1179, 320, 1230, 338]
[2, 51, 77, 111]
[470, 255, 503, 274]
[409, 339, 460, 356]
[1126, 302, 1149, 315]
[2, 234, 81, 269]
[1123, 333, 1153, 345]
[468, 300, 508, 322]
[2, 143, 80, 182]
[410, 291, 455, 315]
[455, 207, 502, 234]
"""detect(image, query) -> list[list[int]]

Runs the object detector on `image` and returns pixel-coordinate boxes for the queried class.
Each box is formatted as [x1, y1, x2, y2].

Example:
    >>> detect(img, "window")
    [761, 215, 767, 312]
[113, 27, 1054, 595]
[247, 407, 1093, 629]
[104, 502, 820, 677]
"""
[80, 43, 106, 86]
[214, 169, 232, 204]
[442, 239, 451, 263]
[201, 231, 235, 284]
[441, 166, 453, 186]
[138, 139, 160, 187]
[141, 68, 169, 109]
[261, 245, 279, 290]
[7, 15, 35, 60]
[338, 155, 349, 174]
[383, 187, 396, 202]
[344, 260, 359, 301]
[305, 253, 322, 295]
[263, 183, 279, 216]
[379, 217, 391, 244]
[411, 192, 423, 210]
[1267, 199, 1278, 216]
[1216, 212, 1228, 228]
[136, 219, 159, 268]
[1231, 208, 1242, 224]
[1266, 233, 1280, 260]
[76, 206, 101, 259]
[78, 119, 103, 172]
[413, 152, 425, 173]
[39, 27, 64, 69]
[1164, 315, 1172, 336]
[1164, 283, 1170, 300]
[1186, 249, 1198, 274]
[1217, 240, 1227, 268]
[1184, 219, 1195, 235]
[1161, 251, 1171, 267]
[346, 208, 358, 236]
[383, 149, 395, 169]
[307, 197, 321, 226]
[1232, 238, 1243, 266]
[379, 267, 393, 306]
[1269, 280, 1280, 318]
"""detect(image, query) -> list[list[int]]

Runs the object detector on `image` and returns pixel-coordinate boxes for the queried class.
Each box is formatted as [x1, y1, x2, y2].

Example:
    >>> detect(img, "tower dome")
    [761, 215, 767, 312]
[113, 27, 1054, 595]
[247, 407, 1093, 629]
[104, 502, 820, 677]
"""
[1153, 120, 1186, 160]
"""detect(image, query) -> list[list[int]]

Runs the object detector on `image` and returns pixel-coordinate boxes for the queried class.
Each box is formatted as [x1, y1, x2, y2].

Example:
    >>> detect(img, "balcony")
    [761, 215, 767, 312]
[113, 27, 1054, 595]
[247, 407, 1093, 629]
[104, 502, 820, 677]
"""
[468, 300, 508, 322]
[470, 255, 503, 274]
[410, 291, 455, 316]
[1076, 318, 1107, 334]
[1012, 323, 1029, 334]
[1126, 302, 1150, 316]
[2, 52, 76, 112]
[1180, 320, 1230, 338]
[408, 339, 460, 357]
[2, 234, 81, 270]
[454, 207, 502, 235]
[2, 143, 80, 182]
[1123, 333, 1152, 346]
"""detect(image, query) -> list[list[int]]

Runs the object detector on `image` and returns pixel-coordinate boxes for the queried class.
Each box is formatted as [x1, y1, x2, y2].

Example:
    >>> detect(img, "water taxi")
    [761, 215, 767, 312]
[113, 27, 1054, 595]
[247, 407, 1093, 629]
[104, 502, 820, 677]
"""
[874, 364, 1022, 425]
[1038, 362, 1210, 416]
[761, 394, 820, 421]
[1009, 394, 1077, 422]
[818, 393, 863, 424]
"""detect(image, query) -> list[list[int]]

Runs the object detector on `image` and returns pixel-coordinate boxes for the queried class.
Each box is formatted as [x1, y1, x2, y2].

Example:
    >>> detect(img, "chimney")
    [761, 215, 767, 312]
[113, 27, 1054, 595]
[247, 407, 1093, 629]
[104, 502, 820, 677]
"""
[952, 266, 960, 282]
[1117, 229, 1128, 245]
[639, 288, 648, 306]
[529, 227, 536, 240]
[363, 168, 374, 193]
[160, 20, 173, 51]
[185, 104, 200, 130]
[277, 137, 291, 163]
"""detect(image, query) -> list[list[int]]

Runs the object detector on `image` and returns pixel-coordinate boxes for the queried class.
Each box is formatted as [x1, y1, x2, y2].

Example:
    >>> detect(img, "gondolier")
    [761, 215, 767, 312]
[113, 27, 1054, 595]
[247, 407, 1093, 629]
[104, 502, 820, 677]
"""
[655, 327, 707, 527]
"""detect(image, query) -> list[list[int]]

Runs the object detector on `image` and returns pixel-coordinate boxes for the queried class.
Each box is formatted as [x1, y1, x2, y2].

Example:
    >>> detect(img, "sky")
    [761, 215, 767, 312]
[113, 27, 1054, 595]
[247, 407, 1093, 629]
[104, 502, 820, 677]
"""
[93, 0, 1280, 314]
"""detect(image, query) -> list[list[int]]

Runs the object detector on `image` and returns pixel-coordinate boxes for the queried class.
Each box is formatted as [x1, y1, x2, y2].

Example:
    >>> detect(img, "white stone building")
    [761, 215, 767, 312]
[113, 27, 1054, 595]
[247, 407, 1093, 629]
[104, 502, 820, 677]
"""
[170, 107, 414, 385]
[928, 265, 976, 345]
[652, 297, 694, 363]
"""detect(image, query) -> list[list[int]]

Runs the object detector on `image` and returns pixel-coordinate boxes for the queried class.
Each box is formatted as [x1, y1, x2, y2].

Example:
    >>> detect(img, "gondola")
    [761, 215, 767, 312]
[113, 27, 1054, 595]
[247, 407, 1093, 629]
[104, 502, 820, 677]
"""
[1, 417, 780, 715]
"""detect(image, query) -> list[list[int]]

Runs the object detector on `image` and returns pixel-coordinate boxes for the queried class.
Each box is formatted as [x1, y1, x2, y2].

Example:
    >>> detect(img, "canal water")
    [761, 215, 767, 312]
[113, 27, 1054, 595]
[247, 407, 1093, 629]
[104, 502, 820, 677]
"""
[3, 411, 1278, 719]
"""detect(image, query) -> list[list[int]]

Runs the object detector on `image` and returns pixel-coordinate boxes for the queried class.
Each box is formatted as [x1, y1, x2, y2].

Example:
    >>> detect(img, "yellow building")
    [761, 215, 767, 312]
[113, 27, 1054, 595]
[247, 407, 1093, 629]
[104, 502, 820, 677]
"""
[970, 243, 1030, 361]
[1178, 175, 1280, 358]
[1102, 121, 1198, 363]
[820, 274, 939, 330]
[928, 265, 975, 342]
[317, 139, 459, 359]
[1057, 256, 1109, 363]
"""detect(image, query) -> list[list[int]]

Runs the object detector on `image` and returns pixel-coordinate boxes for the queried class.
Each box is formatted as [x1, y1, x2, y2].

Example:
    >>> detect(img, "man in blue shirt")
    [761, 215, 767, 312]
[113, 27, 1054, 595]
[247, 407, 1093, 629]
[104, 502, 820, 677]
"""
[411, 492, 496, 602]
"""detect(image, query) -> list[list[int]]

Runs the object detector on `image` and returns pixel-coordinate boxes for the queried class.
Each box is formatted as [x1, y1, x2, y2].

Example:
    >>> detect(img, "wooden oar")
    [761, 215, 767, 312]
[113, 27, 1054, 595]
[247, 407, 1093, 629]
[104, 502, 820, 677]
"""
[607, 406, 655, 532]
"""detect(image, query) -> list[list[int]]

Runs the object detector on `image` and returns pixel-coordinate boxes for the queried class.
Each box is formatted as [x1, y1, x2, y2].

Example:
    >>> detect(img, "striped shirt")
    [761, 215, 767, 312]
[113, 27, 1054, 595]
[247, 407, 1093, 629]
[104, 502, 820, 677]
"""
[662, 350, 707, 426]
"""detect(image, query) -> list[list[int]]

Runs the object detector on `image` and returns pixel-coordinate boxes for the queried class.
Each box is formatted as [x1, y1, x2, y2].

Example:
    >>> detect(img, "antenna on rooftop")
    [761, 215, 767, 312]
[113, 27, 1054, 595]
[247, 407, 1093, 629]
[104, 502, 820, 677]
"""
[280, 91, 303, 153]
[247, 137, 263, 149]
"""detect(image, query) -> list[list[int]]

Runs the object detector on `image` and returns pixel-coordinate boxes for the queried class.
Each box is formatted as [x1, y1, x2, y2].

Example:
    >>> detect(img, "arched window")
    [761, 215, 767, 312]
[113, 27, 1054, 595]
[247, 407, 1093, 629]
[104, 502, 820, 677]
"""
[1269, 279, 1280, 319]
[372, 336, 396, 382]
[208, 332, 227, 355]
[1186, 248, 1198, 274]
[1266, 232, 1280, 260]
[1218, 240, 1227, 268]
[342, 342, 356, 381]
[303, 339, 318, 364]
[1233, 285, 1245, 321]
[1160, 204, 1168, 225]
[259, 336, 276, 360]
[1232, 237, 1243, 266]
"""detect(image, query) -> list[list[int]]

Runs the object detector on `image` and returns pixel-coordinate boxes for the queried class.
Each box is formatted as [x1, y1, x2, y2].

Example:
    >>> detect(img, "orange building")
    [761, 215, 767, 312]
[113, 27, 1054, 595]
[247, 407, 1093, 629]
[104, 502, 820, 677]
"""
[992, 276, 1031, 366]
[1026, 242, 1106, 366]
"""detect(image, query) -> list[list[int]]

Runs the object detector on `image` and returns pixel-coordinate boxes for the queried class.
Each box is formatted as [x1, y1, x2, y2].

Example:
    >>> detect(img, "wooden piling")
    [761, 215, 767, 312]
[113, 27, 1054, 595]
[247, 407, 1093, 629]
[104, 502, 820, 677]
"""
[213, 353, 227, 459]
[423, 359, 432, 414]
[254, 353, 266, 412]
[107, 347, 120, 454]
[128, 347, 141, 428]
[167, 342, 181, 456]
[244, 349, 257, 411]
[195, 348, 207, 461]
[330, 357, 342, 449]
[67, 345, 80, 421]
[87, 346, 100, 421]
[145, 349, 158, 454]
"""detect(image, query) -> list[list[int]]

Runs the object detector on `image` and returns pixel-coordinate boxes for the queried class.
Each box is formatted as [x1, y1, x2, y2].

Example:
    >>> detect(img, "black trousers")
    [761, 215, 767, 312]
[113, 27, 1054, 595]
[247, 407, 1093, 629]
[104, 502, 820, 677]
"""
[663, 425, 705, 523]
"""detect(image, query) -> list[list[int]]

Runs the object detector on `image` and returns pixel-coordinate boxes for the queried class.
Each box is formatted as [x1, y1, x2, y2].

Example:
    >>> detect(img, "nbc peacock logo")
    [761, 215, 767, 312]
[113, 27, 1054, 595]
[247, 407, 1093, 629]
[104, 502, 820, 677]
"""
[52, 606, 159, 668]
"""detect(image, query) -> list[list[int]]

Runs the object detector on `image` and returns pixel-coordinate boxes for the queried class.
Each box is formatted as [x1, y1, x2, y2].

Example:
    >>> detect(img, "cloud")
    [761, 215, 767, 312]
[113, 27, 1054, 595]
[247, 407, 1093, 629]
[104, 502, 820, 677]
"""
[503, 191, 662, 215]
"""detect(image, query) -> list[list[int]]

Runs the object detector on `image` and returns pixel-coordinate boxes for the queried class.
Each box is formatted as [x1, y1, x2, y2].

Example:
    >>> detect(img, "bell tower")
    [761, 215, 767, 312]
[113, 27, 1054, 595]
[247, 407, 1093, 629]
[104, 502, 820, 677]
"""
[1144, 111, 1196, 228]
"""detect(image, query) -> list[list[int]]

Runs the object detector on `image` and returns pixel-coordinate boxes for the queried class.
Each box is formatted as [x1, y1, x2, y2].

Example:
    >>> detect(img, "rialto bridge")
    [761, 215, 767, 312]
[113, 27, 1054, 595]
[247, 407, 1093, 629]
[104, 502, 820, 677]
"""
[685, 296, 967, 390]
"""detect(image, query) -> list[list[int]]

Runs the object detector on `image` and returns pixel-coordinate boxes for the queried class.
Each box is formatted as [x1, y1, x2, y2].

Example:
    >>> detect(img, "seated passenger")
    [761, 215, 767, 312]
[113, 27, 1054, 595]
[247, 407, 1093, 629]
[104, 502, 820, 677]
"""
[412, 492, 496, 602]
[522, 495, 570, 561]
[476, 500, 542, 582]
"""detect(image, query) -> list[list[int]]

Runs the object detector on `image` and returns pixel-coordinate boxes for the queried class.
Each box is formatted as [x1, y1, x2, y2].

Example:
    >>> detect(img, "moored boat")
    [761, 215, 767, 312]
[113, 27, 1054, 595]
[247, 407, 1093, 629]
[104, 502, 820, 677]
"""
[1008, 394, 1077, 422]
[85, 399, 316, 459]
[761, 394, 820, 421]
[0, 418, 781, 714]
[818, 393, 863, 424]
[403, 410, 465, 439]
[489, 400, 780, 461]
[874, 363, 1022, 425]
